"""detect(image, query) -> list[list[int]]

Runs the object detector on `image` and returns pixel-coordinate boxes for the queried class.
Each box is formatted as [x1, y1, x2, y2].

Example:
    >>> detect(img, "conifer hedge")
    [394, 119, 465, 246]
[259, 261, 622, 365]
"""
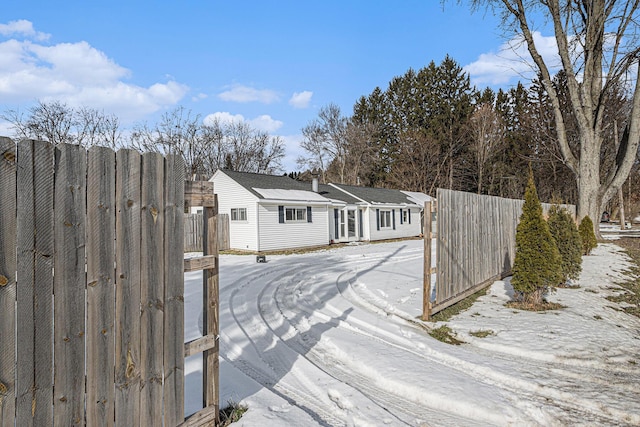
[547, 205, 582, 284]
[579, 215, 598, 255]
[511, 174, 562, 304]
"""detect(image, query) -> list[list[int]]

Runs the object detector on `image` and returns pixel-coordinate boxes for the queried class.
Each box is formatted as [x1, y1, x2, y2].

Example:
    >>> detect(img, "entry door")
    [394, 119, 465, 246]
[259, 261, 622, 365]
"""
[347, 209, 357, 240]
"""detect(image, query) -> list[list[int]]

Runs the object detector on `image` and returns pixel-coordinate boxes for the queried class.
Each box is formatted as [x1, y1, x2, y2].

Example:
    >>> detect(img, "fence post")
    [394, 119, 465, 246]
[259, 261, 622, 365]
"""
[0, 137, 16, 426]
[202, 194, 220, 424]
[422, 201, 432, 321]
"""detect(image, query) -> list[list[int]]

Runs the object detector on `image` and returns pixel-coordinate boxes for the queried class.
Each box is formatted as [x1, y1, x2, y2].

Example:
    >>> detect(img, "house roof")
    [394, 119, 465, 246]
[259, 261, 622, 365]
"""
[316, 184, 361, 204]
[401, 191, 434, 206]
[216, 170, 429, 206]
[329, 183, 421, 206]
[217, 170, 325, 202]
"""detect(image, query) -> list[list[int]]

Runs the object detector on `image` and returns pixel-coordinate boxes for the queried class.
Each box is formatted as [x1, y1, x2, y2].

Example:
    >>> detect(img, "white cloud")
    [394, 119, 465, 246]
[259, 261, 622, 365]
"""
[0, 23, 189, 122]
[465, 31, 561, 86]
[280, 134, 305, 172]
[203, 112, 283, 133]
[218, 84, 280, 104]
[249, 115, 283, 132]
[192, 93, 208, 102]
[203, 111, 245, 126]
[0, 19, 50, 41]
[289, 91, 313, 109]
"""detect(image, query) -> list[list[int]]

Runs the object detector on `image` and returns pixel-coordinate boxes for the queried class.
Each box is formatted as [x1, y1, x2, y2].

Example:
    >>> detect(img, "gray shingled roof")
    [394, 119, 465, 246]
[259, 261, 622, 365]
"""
[220, 170, 422, 205]
[220, 170, 314, 199]
[316, 184, 361, 204]
[330, 183, 418, 205]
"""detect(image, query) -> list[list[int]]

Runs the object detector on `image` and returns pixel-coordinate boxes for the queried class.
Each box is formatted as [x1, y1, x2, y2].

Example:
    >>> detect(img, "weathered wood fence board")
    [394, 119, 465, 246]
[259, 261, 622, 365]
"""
[0, 139, 189, 426]
[140, 152, 165, 426]
[428, 189, 575, 318]
[164, 154, 186, 427]
[115, 149, 143, 425]
[184, 213, 229, 252]
[16, 139, 55, 426]
[53, 143, 87, 425]
[86, 146, 116, 427]
[0, 137, 17, 425]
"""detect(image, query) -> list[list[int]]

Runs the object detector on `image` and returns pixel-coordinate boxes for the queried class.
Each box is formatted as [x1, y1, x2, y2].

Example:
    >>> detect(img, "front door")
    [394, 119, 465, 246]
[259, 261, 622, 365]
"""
[347, 209, 357, 241]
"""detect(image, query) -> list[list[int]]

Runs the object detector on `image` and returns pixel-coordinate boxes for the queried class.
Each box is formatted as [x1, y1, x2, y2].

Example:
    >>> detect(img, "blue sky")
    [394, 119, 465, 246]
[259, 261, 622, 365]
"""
[0, 1, 560, 171]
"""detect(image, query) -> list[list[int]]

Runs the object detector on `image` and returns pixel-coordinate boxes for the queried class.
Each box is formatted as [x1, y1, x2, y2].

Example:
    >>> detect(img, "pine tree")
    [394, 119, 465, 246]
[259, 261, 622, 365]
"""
[547, 205, 582, 284]
[511, 173, 563, 304]
[578, 216, 598, 255]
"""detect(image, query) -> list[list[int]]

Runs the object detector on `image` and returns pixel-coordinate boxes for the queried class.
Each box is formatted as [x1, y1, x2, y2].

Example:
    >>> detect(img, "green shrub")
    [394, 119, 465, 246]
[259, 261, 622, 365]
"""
[578, 215, 598, 255]
[547, 205, 582, 284]
[511, 173, 563, 304]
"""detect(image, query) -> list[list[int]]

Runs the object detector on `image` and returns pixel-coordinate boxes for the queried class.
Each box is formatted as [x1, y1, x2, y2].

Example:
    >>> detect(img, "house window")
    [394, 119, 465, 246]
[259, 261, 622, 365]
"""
[279, 206, 312, 223]
[231, 208, 247, 221]
[402, 209, 408, 223]
[379, 210, 392, 228]
[285, 207, 307, 222]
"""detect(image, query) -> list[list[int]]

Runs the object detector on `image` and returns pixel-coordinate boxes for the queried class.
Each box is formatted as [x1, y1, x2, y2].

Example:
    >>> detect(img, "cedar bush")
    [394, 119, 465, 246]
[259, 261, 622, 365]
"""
[578, 215, 598, 255]
[511, 174, 563, 304]
[547, 205, 582, 284]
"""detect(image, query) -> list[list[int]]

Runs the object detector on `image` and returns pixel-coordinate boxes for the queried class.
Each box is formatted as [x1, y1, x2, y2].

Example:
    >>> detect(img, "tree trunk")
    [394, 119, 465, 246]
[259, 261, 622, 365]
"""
[619, 187, 626, 230]
[577, 154, 603, 239]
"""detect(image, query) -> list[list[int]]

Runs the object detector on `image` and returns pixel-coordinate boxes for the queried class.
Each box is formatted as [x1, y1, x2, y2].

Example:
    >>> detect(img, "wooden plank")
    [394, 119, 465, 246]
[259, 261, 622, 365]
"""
[422, 201, 432, 321]
[164, 155, 185, 426]
[15, 139, 36, 426]
[184, 181, 214, 208]
[178, 405, 217, 427]
[140, 152, 165, 427]
[0, 137, 16, 424]
[53, 143, 87, 426]
[86, 146, 116, 427]
[184, 256, 216, 272]
[16, 139, 54, 426]
[184, 335, 217, 358]
[114, 149, 142, 425]
[202, 194, 219, 424]
[31, 140, 55, 426]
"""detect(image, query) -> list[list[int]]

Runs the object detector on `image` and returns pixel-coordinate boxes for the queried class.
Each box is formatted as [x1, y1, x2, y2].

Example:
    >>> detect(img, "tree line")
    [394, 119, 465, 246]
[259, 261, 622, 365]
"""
[299, 56, 636, 205]
[1, 102, 285, 179]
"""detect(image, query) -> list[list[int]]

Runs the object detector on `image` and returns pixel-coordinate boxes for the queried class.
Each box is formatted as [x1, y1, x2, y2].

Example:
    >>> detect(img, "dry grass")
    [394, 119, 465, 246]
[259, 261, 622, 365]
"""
[428, 325, 465, 345]
[606, 237, 640, 318]
[505, 300, 565, 311]
[469, 329, 495, 338]
[218, 400, 248, 427]
[219, 236, 422, 257]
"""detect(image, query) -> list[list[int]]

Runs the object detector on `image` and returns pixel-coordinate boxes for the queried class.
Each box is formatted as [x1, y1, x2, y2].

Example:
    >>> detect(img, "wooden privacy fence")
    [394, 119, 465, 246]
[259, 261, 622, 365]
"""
[0, 138, 221, 426]
[423, 188, 575, 320]
[184, 213, 229, 252]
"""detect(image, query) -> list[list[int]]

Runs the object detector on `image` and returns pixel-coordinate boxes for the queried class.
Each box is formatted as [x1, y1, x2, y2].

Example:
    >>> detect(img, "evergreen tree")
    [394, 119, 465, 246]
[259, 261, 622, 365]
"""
[578, 216, 598, 255]
[511, 173, 563, 304]
[547, 205, 582, 284]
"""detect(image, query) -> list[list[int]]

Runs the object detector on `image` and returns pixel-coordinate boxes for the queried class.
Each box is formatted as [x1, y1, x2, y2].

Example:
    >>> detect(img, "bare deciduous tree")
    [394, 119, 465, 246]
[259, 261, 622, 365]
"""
[298, 104, 348, 183]
[468, 0, 640, 234]
[469, 102, 506, 194]
[2, 100, 122, 148]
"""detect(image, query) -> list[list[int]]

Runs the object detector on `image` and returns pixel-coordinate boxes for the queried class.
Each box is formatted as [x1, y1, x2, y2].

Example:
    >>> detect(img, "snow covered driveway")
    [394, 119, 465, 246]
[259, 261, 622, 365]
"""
[184, 240, 640, 426]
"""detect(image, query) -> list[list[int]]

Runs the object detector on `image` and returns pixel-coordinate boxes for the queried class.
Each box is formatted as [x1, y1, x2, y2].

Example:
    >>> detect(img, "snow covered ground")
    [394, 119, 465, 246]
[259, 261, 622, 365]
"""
[183, 237, 640, 426]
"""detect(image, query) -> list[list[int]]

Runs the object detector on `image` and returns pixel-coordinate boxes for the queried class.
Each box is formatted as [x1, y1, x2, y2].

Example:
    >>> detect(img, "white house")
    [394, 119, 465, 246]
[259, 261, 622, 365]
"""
[211, 170, 431, 251]
[326, 183, 425, 243]
[211, 169, 331, 251]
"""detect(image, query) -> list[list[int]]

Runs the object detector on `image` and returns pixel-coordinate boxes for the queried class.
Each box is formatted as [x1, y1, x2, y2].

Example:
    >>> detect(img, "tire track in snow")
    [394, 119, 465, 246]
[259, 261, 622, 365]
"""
[329, 264, 640, 426]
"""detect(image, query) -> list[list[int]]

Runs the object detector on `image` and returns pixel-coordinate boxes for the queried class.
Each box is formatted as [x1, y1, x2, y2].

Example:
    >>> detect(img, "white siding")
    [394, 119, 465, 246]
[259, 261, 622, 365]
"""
[258, 203, 329, 251]
[211, 171, 260, 251]
[368, 206, 421, 241]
